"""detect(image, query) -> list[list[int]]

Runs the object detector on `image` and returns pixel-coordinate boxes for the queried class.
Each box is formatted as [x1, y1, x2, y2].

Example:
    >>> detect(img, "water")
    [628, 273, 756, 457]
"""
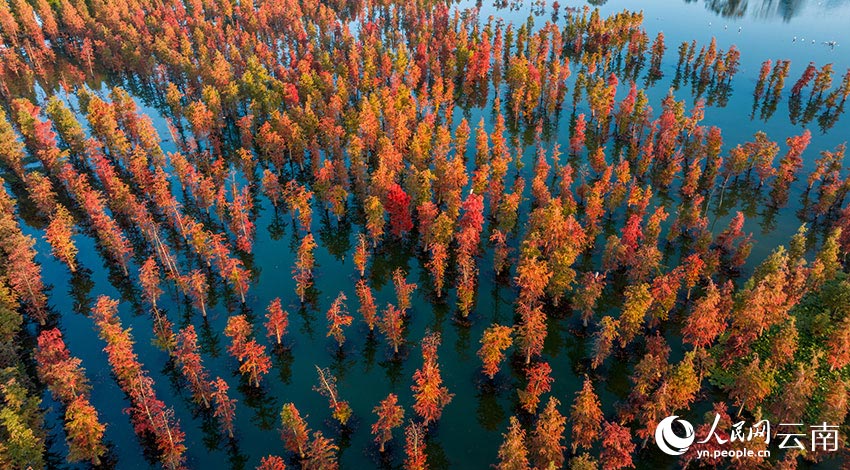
[10, 0, 850, 469]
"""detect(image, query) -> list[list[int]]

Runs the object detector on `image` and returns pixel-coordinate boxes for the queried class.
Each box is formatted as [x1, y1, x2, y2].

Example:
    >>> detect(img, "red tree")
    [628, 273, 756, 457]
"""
[412, 332, 453, 426]
[404, 422, 428, 470]
[600, 422, 636, 470]
[380, 304, 405, 354]
[392, 268, 417, 313]
[139, 257, 163, 310]
[386, 183, 413, 237]
[265, 298, 289, 345]
[280, 403, 310, 458]
[371, 393, 405, 452]
[314, 366, 352, 425]
[478, 325, 513, 379]
[569, 377, 604, 453]
[175, 326, 211, 407]
[353, 233, 369, 277]
[257, 455, 286, 470]
[531, 397, 566, 470]
[355, 279, 378, 331]
[211, 377, 237, 438]
[326, 292, 352, 347]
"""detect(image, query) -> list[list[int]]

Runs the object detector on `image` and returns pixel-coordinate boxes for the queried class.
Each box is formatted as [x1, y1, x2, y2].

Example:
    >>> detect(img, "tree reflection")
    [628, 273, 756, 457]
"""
[681, 0, 845, 20]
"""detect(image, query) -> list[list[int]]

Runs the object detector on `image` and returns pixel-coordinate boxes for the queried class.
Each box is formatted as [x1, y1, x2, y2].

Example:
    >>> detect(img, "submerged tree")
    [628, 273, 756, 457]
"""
[411, 331, 453, 426]
[478, 324, 513, 379]
[371, 393, 404, 452]
[314, 366, 352, 426]
[280, 403, 310, 458]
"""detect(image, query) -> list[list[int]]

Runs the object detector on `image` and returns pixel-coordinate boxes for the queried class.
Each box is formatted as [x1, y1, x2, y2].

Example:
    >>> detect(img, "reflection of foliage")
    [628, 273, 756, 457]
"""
[238, 380, 277, 430]
[318, 210, 352, 262]
[700, 0, 749, 18]
[476, 389, 507, 431]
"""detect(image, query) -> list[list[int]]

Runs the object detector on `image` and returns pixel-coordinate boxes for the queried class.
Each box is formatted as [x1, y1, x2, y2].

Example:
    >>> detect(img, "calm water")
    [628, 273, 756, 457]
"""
[19, 1, 850, 469]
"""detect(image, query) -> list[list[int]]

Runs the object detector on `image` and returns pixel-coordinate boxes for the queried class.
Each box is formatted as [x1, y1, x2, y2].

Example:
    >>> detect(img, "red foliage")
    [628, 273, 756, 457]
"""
[379, 304, 405, 354]
[600, 422, 635, 470]
[569, 377, 604, 453]
[175, 325, 211, 407]
[326, 292, 352, 347]
[404, 422, 428, 470]
[139, 257, 163, 309]
[478, 325, 513, 379]
[412, 332, 453, 426]
[211, 377, 237, 438]
[385, 183, 413, 237]
[257, 455, 286, 470]
[355, 279, 377, 331]
[280, 403, 310, 458]
[371, 393, 404, 452]
[519, 361, 553, 413]
[265, 298, 289, 345]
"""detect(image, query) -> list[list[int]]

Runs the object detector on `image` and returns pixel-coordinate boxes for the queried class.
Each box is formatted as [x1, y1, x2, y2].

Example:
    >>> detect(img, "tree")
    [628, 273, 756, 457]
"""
[44, 206, 77, 272]
[380, 304, 405, 354]
[0, 374, 46, 470]
[280, 403, 310, 458]
[826, 316, 850, 371]
[404, 421, 428, 470]
[224, 315, 252, 358]
[35, 329, 105, 465]
[516, 301, 547, 364]
[303, 431, 338, 470]
[353, 233, 369, 277]
[600, 422, 635, 470]
[728, 357, 776, 416]
[392, 268, 417, 313]
[495, 416, 530, 470]
[326, 292, 352, 347]
[386, 183, 413, 237]
[211, 378, 237, 438]
[478, 325, 513, 379]
[355, 279, 378, 331]
[314, 366, 352, 425]
[257, 455, 286, 470]
[185, 269, 209, 317]
[294, 234, 317, 303]
[64, 395, 107, 465]
[569, 377, 604, 453]
[531, 397, 566, 470]
[265, 298, 289, 345]
[411, 331, 453, 426]
[364, 195, 385, 245]
[574, 272, 605, 327]
[519, 361, 553, 413]
[175, 326, 211, 407]
[682, 280, 726, 350]
[139, 257, 163, 310]
[35, 328, 88, 403]
[239, 340, 272, 387]
[371, 393, 404, 452]
[618, 283, 652, 347]
[427, 242, 448, 297]
[570, 114, 587, 155]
